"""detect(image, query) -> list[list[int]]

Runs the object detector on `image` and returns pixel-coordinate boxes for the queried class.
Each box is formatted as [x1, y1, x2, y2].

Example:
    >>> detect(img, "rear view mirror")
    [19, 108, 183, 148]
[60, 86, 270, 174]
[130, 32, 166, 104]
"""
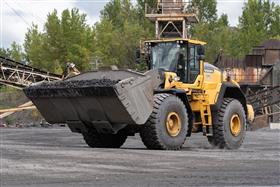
[197, 45, 205, 56]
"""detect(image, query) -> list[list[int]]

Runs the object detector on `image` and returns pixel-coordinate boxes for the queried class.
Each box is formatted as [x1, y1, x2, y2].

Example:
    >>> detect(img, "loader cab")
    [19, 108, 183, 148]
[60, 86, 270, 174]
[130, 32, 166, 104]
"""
[144, 39, 206, 85]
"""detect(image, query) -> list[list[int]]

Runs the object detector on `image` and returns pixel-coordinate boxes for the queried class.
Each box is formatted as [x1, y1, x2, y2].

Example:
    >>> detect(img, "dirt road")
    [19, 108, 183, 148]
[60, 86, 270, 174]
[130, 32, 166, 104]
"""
[1, 128, 279, 187]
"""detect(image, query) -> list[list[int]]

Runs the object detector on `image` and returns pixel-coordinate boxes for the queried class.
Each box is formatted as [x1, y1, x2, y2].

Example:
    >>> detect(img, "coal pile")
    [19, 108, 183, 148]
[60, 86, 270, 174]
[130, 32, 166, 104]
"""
[36, 79, 119, 88]
[24, 79, 120, 98]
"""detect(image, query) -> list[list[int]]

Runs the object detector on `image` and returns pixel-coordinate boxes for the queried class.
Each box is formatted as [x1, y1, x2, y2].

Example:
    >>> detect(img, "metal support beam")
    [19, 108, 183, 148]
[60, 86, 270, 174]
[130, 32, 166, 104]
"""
[0, 56, 61, 89]
[145, 1, 199, 39]
[183, 19, 186, 38]
[155, 20, 159, 39]
[0, 101, 36, 119]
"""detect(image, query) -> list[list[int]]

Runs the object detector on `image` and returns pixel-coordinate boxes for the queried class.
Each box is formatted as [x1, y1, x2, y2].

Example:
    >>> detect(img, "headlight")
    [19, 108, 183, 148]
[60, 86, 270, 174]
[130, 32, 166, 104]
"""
[174, 76, 181, 82]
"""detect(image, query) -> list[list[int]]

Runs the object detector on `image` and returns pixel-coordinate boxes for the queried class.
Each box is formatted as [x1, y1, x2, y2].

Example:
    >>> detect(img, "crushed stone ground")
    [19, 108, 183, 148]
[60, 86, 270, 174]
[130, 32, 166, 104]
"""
[1, 128, 279, 187]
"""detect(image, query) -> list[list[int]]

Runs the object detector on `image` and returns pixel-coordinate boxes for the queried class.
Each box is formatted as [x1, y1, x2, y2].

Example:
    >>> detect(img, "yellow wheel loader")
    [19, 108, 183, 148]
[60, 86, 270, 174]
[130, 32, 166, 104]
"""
[24, 38, 254, 150]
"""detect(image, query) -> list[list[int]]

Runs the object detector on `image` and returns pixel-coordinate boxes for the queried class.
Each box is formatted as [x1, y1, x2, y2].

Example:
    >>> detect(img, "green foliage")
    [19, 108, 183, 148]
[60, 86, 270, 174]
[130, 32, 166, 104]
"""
[192, 0, 218, 23]
[271, 35, 280, 40]
[217, 14, 229, 27]
[10, 42, 25, 62]
[238, 0, 266, 56]
[4, 116, 15, 125]
[0, 48, 10, 58]
[0, 85, 17, 93]
[192, 0, 280, 61]
[191, 1, 231, 63]
[93, 20, 119, 66]
[0, 42, 24, 62]
[94, 0, 153, 68]
[238, 0, 280, 57]
[192, 22, 236, 63]
[101, 0, 136, 27]
[270, 5, 280, 37]
[135, 0, 156, 32]
[23, 8, 93, 73]
[24, 24, 45, 68]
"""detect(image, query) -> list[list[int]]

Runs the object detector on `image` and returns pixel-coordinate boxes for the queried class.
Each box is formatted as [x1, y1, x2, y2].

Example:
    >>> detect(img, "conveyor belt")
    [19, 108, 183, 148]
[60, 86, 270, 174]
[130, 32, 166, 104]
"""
[246, 85, 280, 121]
[0, 56, 61, 89]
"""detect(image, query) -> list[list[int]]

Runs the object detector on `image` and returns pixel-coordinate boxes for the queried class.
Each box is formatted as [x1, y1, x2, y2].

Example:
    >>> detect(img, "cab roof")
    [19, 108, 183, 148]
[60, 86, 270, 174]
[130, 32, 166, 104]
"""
[145, 38, 207, 45]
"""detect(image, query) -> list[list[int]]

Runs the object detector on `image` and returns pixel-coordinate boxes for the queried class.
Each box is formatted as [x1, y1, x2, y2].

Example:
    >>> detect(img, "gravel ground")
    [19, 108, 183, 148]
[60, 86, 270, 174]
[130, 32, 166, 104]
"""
[0, 128, 279, 187]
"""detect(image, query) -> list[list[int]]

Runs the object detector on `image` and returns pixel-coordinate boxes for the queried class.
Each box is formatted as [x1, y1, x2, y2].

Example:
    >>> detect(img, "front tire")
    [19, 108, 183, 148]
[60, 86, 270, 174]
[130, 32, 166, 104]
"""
[208, 98, 246, 149]
[83, 128, 127, 148]
[140, 94, 188, 150]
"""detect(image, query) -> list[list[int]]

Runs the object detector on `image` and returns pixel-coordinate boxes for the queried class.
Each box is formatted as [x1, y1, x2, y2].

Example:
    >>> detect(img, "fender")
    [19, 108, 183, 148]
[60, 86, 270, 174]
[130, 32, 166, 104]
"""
[211, 82, 248, 118]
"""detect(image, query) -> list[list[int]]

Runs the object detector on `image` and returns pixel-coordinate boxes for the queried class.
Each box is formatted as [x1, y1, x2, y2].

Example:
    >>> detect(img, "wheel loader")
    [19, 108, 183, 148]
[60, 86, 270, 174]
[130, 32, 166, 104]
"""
[23, 38, 254, 150]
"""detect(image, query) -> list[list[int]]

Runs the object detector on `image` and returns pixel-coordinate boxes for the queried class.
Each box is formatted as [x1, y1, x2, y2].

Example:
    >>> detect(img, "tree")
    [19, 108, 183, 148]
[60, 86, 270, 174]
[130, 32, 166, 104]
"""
[191, 0, 231, 62]
[55, 8, 92, 71]
[0, 43, 24, 62]
[24, 24, 46, 70]
[192, 0, 218, 23]
[0, 48, 11, 58]
[93, 20, 122, 66]
[9, 42, 25, 62]
[94, 0, 153, 68]
[192, 0, 280, 61]
[238, 0, 280, 57]
[270, 4, 280, 38]
[23, 8, 93, 73]
[217, 14, 229, 27]
[44, 10, 62, 63]
[101, 0, 137, 28]
[135, 0, 155, 35]
[238, 0, 267, 56]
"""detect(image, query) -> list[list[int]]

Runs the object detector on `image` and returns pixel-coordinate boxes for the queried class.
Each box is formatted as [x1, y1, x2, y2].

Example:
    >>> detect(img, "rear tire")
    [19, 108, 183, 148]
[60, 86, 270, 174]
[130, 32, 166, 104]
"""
[83, 129, 127, 148]
[140, 94, 188, 150]
[208, 98, 246, 149]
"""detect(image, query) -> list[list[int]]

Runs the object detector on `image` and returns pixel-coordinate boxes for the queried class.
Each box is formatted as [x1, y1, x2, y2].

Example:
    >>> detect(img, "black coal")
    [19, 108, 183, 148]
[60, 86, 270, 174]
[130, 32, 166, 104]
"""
[24, 79, 120, 98]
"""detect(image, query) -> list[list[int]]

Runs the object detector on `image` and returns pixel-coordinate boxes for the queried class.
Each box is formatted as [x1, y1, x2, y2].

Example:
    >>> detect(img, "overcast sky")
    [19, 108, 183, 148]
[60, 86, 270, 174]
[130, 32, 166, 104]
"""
[1, 0, 279, 49]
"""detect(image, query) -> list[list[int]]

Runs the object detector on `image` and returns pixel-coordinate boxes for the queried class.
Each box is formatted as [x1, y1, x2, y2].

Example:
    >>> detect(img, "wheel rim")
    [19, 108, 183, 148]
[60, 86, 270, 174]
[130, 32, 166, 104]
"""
[166, 112, 181, 137]
[230, 114, 241, 136]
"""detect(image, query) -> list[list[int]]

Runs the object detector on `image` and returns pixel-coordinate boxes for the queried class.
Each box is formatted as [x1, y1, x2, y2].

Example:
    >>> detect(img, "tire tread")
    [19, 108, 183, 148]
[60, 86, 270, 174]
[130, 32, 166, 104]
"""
[140, 93, 188, 150]
[208, 98, 246, 149]
[83, 129, 127, 148]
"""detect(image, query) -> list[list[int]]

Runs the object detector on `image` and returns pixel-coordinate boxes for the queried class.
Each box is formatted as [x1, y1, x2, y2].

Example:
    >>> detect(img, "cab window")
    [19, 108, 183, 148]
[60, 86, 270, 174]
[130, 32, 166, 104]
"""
[188, 45, 200, 83]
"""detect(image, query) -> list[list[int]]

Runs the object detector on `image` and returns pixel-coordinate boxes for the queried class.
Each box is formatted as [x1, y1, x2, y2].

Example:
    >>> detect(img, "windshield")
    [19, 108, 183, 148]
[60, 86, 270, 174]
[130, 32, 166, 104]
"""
[151, 42, 187, 71]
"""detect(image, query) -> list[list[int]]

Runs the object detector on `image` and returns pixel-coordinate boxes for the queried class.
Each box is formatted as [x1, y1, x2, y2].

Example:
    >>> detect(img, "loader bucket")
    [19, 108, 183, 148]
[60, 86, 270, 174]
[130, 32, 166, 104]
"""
[23, 70, 161, 128]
